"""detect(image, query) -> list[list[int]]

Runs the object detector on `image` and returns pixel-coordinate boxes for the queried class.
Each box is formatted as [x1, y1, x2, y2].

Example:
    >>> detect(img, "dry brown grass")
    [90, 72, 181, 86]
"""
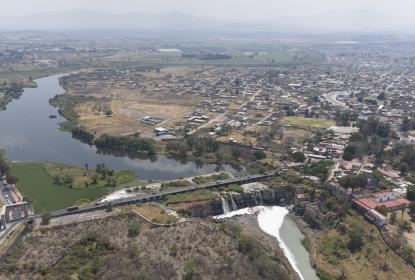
[0, 214, 296, 280]
[312, 212, 415, 280]
[282, 128, 314, 142]
[73, 86, 199, 136]
[133, 204, 178, 224]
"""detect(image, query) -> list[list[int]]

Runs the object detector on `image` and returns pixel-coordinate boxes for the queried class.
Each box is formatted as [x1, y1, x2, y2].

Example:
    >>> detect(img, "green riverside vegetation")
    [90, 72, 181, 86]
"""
[10, 161, 135, 212]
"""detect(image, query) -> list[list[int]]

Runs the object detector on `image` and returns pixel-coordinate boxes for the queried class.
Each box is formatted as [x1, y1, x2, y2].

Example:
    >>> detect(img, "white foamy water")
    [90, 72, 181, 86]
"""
[257, 206, 304, 280]
[214, 206, 316, 280]
[213, 206, 264, 219]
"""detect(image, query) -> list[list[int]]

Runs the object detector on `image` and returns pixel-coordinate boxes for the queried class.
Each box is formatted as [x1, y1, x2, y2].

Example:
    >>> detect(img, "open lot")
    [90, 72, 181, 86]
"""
[282, 116, 335, 129]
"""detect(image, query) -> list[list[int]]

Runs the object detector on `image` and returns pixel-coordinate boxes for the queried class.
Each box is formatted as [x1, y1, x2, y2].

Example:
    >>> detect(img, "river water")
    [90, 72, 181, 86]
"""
[0, 74, 237, 180]
[215, 206, 318, 280]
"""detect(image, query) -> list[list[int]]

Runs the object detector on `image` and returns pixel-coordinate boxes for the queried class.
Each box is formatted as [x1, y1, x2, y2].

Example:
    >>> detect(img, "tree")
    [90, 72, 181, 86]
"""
[254, 150, 266, 160]
[127, 222, 141, 237]
[41, 212, 51, 225]
[390, 211, 397, 224]
[231, 148, 241, 159]
[292, 151, 305, 163]
[347, 225, 364, 252]
[5, 175, 16, 185]
[339, 174, 367, 193]
[107, 178, 117, 188]
[399, 220, 412, 232]
[407, 185, 415, 201]
[343, 145, 357, 161]
[399, 162, 409, 175]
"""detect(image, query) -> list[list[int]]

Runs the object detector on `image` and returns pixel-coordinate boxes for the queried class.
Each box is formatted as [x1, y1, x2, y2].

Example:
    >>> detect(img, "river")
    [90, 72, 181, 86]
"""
[0, 74, 237, 180]
[215, 206, 319, 280]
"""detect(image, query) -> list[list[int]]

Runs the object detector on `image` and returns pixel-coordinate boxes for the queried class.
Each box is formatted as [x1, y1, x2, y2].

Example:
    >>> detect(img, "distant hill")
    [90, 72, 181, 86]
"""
[0, 9, 414, 33]
[0, 10, 224, 31]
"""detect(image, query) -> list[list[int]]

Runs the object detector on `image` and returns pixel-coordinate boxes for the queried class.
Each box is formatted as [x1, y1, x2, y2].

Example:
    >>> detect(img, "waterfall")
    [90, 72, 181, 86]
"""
[253, 194, 258, 206]
[230, 194, 238, 211]
[258, 190, 264, 206]
[221, 197, 231, 214]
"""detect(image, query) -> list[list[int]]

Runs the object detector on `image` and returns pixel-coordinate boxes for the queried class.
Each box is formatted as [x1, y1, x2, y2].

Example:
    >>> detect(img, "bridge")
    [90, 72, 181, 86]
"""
[46, 171, 277, 219]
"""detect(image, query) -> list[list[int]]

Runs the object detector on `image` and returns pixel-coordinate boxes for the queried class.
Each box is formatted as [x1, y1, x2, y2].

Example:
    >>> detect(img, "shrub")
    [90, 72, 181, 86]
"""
[41, 212, 51, 225]
[128, 222, 141, 238]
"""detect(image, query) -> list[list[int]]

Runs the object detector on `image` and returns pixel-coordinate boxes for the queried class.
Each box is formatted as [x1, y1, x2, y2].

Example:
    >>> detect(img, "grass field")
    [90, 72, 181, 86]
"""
[164, 189, 217, 205]
[133, 203, 178, 224]
[408, 130, 415, 137]
[10, 162, 125, 212]
[44, 162, 135, 189]
[282, 116, 335, 128]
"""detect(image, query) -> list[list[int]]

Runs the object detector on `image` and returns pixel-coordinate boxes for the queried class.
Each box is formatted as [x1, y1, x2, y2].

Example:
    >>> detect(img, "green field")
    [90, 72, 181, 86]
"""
[102, 44, 323, 66]
[408, 130, 415, 136]
[282, 116, 335, 128]
[164, 189, 217, 205]
[10, 162, 116, 212]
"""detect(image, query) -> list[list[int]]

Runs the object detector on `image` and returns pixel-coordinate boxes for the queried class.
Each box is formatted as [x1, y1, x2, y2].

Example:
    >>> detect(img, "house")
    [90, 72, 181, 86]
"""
[354, 191, 410, 213]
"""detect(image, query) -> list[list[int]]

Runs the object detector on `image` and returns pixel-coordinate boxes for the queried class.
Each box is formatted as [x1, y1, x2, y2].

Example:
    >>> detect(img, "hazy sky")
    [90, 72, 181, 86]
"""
[1, 0, 414, 21]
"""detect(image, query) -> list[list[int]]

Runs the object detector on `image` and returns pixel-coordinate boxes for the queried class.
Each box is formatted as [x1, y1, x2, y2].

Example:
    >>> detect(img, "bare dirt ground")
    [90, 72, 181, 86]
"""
[74, 90, 199, 136]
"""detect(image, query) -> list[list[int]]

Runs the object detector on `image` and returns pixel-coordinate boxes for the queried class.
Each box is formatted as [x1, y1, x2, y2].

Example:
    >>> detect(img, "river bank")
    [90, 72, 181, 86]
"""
[215, 206, 318, 280]
[0, 74, 240, 180]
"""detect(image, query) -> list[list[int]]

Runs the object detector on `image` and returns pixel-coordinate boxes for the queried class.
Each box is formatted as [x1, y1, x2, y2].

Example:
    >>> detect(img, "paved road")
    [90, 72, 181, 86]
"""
[324, 91, 348, 108]
[1, 171, 277, 244]
[46, 171, 275, 219]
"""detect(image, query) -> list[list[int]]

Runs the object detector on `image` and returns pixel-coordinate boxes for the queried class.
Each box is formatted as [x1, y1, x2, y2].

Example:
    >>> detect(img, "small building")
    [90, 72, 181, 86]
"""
[154, 127, 169, 136]
[353, 191, 410, 227]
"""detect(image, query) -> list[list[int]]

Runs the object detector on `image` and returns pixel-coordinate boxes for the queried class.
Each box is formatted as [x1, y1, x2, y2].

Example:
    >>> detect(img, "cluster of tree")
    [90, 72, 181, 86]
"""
[291, 151, 305, 163]
[386, 143, 415, 172]
[95, 163, 114, 179]
[347, 223, 364, 252]
[53, 175, 73, 188]
[0, 82, 23, 110]
[363, 98, 378, 106]
[343, 118, 391, 161]
[407, 185, 415, 201]
[283, 106, 295, 116]
[338, 174, 367, 192]
[335, 110, 358, 126]
[186, 136, 219, 156]
[95, 134, 156, 155]
[71, 126, 95, 144]
[358, 118, 391, 138]
[302, 160, 332, 181]
[200, 53, 232, 60]
[409, 202, 415, 221]
[0, 151, 16, 184]
[402, 117, 415, 132]
[253, 150, 266, 160]
[166, 141, 189, 159]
